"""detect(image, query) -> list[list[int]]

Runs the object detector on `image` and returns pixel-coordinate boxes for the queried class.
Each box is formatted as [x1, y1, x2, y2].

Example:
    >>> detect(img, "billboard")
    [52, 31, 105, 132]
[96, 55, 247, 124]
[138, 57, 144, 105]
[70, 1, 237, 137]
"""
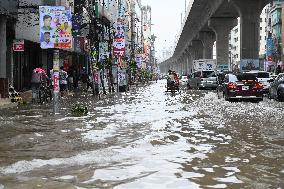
[39, 6, 72, 49]
[240, 59, 260, 72]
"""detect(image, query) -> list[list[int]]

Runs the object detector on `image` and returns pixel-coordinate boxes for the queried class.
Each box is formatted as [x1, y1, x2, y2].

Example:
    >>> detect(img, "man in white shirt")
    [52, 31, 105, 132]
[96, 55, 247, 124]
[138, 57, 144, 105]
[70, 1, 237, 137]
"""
[41, 32, 54, 49]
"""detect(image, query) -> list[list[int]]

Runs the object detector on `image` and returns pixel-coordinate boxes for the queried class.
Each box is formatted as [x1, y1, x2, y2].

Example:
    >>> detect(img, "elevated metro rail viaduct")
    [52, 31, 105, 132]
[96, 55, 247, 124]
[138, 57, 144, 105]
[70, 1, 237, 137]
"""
[159, 0, 272, 75]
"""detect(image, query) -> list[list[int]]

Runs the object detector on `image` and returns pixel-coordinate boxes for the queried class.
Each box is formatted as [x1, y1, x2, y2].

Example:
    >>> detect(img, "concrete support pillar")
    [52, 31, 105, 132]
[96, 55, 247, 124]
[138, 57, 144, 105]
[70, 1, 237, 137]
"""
[187, 46, 195, 73]
[209, 17, 237, 66]
[191, 40, 203, 60]
[0, 16, 7, 78]
[186, 46, 195, 74]
[230, 0, 270, 59]
[199, 31, 215, 59]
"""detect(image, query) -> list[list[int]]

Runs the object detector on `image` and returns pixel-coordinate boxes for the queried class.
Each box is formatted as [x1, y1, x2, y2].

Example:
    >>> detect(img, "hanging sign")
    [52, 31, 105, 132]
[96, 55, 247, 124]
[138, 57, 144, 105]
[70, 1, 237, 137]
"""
[13, 40, 24, 52]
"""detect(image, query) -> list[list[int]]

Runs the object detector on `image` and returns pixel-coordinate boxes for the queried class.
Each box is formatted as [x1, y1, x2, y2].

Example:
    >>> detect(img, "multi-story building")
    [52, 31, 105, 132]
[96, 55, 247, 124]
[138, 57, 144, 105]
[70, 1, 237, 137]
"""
[269, 2, 282, 62]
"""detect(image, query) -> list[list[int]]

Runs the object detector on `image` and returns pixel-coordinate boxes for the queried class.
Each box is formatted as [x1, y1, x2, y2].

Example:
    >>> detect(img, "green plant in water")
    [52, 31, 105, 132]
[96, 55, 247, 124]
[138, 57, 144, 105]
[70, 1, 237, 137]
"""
[71, 104, 88, 117]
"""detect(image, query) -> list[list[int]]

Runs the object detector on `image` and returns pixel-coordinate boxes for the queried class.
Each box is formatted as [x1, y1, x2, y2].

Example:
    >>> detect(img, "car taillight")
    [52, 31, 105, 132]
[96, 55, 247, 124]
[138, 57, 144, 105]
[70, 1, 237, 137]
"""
[253, 82, 263, 90]
[227, 82, 237, 89]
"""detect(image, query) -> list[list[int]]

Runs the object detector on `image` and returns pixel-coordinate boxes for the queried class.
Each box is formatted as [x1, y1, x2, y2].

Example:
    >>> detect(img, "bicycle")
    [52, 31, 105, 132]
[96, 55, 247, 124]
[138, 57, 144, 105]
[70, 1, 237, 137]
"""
[38, 82, 52, 104]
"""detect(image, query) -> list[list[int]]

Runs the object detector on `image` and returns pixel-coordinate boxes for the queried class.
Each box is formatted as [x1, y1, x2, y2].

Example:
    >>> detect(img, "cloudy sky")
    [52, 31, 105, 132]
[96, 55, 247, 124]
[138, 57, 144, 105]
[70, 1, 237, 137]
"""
[141, 0, 189, 63]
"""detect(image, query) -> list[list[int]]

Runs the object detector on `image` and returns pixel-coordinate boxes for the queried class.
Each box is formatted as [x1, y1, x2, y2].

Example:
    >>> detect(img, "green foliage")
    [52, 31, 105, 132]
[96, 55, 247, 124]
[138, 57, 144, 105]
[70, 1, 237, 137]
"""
[71, 104, 88, 117]
[129, 60, 137, 70]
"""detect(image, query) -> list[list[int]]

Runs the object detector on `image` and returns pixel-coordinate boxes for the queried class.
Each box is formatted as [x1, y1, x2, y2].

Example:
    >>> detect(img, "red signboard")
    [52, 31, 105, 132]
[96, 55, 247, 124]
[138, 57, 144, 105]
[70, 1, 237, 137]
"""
[113, 38, 125, 56]
[267, 55, 273, 62]
[13, 40, 24, 52]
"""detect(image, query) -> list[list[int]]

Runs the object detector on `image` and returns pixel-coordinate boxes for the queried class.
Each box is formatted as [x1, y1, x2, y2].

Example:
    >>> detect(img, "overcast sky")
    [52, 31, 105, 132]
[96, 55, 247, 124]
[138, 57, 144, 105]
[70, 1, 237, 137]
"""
[142, 0, 189, 63]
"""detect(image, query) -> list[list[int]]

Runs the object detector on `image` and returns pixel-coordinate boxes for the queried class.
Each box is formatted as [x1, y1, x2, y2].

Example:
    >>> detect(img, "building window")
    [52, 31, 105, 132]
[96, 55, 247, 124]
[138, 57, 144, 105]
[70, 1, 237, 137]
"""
[260, 36, 262, 40]
[260, 27, 262, 30]
[234, 37, 238, 42]
[260, 18, 263, 22]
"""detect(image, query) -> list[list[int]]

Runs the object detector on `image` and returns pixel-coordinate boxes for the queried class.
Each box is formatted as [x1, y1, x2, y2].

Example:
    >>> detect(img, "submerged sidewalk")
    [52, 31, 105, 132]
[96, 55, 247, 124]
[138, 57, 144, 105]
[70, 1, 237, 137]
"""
[0, 98, 15, 109]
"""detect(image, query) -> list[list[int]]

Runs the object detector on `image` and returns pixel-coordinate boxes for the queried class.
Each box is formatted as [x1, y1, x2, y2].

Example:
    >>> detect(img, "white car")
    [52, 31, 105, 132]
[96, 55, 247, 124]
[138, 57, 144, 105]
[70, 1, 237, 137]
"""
[180, 76, 188, 85]
[245, 71, 271, 93]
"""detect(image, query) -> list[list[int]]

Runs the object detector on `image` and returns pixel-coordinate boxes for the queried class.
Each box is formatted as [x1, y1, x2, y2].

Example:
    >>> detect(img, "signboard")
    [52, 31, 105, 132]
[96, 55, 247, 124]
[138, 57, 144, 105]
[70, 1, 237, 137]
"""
[13, 40, 24, 52]
[39, 6, 72, 49]
[193, 59, 217, 71]
[240, 59, 260, 72]
[113, 39, 125, 56]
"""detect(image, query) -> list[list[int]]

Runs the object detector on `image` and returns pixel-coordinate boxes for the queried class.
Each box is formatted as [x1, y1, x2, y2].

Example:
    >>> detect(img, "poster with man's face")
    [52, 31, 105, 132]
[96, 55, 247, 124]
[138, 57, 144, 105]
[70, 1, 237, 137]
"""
[39, 6, 72, 49]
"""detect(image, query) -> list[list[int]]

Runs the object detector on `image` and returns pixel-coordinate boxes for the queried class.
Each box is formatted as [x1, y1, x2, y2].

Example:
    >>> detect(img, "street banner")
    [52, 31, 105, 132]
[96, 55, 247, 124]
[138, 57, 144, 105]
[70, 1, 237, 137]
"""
[84, 39, 90, 52]
[72, 15, 82, 36]
[135, 54, 143, 69]
[240, 59, 260, 72]
[53, 50, 60, 93]
[266, 36, 274, 62]
[113, 38, 125, 56]
[74, 36, 85, 53]
[13, 40, 24, 52]
[99, 42, 110, 61]
[118, 69, 127, 86]
[113, 18, 125, 56]
[39, 6, 72, 49]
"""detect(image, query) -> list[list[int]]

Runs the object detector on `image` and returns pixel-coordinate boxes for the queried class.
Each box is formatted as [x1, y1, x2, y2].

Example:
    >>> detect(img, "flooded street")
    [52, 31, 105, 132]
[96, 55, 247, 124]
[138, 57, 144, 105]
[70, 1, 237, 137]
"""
[0, 80, 284, 189]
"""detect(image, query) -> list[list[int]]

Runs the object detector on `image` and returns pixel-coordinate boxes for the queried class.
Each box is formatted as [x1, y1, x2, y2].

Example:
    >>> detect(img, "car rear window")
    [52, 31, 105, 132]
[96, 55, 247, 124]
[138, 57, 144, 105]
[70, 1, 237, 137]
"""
[202, 71, 214, 78]
[249, 72, 270, 78]
[236, 74, 257, 81]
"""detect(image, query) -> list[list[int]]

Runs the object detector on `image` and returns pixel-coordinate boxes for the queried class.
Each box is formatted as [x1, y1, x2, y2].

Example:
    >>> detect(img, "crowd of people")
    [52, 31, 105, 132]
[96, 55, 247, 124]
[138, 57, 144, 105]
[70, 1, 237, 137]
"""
[30, 64, 96, 103]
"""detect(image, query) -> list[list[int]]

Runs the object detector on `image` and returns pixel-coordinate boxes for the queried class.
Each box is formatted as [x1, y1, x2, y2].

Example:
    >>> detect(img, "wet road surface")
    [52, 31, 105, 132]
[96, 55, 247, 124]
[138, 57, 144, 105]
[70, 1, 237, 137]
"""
[0, 80, 284, 189]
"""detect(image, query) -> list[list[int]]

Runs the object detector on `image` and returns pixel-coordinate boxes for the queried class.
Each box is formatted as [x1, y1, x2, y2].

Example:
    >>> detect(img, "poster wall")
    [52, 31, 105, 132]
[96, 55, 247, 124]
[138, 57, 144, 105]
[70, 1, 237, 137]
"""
[39, 6, 72, 49]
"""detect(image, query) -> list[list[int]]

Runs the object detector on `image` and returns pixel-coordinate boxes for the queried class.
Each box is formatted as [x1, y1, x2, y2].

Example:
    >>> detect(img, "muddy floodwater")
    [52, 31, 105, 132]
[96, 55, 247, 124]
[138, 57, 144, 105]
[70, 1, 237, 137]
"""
[0, 81, 284, 189]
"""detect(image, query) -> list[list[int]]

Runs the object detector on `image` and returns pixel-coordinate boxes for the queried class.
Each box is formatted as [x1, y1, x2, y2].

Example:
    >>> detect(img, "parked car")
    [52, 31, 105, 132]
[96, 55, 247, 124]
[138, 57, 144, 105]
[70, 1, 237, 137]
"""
[245, 71, 271, 93]
[187, 70, 217, 90]
[217, 73, 264, 102]
[268, 73, 284, 101]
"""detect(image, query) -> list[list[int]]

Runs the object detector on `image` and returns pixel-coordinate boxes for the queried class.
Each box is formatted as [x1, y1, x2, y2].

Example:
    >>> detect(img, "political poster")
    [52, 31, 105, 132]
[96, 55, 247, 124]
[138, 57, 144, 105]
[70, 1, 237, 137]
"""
[113, 18, 125, 56]
[39, 6, 72, 49]
[240, 59, 260, 72]
[135, 54, 143, 69]
[99, 42, 110, 61]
